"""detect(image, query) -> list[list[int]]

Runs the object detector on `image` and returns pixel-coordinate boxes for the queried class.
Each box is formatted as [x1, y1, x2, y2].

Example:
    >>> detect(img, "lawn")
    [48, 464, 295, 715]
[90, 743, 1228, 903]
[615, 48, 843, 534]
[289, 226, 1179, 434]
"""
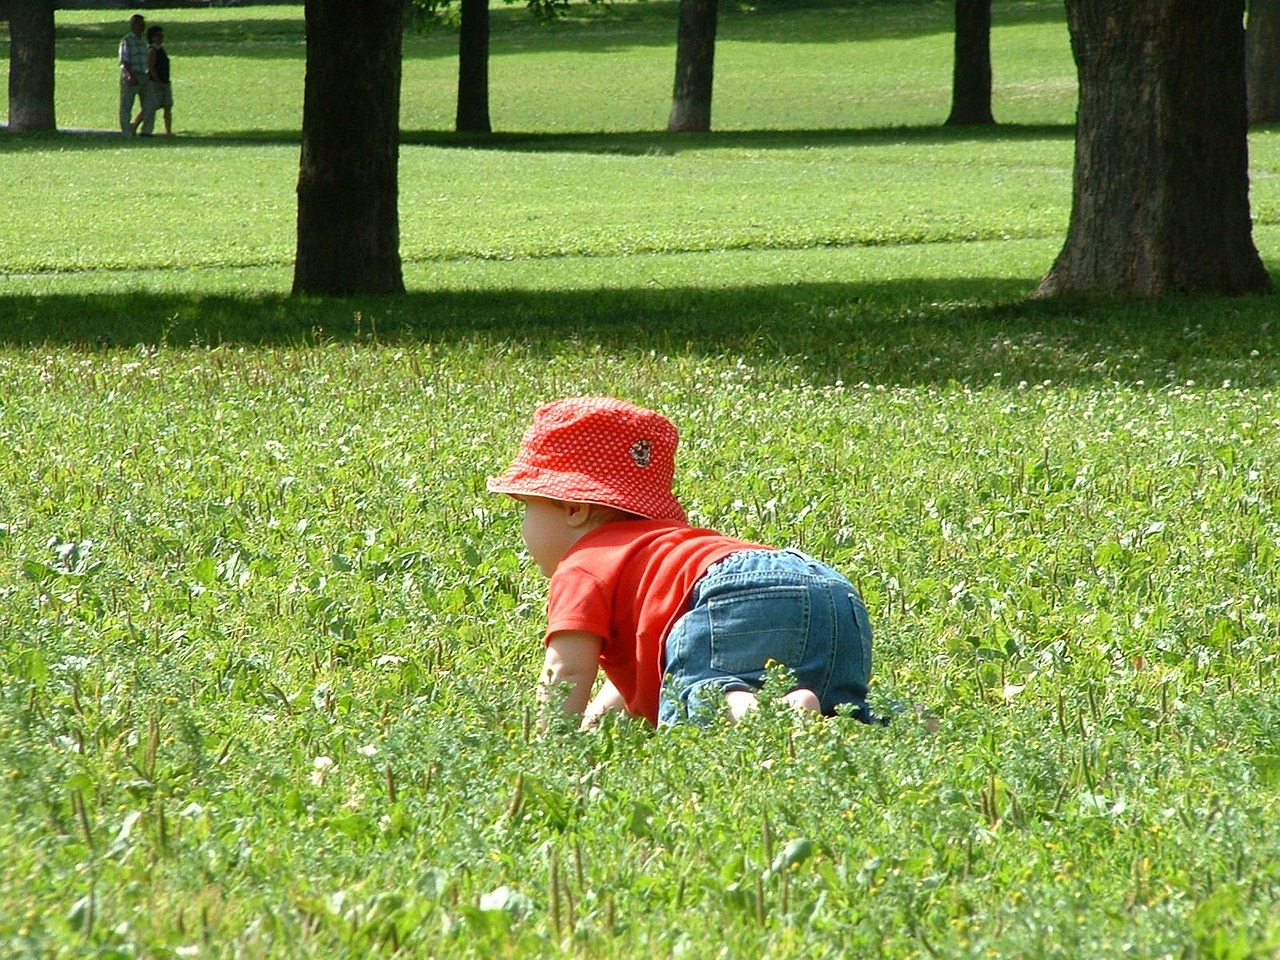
[2, 2, 1280, 958]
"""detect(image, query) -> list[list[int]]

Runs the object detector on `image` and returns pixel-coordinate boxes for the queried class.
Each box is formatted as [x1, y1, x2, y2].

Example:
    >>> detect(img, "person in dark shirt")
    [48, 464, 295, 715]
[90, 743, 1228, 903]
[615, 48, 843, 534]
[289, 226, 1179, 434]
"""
[133, 25, 174, 136]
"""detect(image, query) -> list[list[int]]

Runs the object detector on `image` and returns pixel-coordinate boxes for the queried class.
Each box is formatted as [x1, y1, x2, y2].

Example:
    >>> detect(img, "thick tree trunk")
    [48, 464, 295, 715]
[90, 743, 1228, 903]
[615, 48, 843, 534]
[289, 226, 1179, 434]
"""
[455, 0, 491, 133]
[946, 0, 994, 126]
[7, 0, 57, 132]
[667, 0, 717, 132]
[293, 0, 406, 297]
[1037, 0, 1270, 298]
[1247, 0, 1280, 124]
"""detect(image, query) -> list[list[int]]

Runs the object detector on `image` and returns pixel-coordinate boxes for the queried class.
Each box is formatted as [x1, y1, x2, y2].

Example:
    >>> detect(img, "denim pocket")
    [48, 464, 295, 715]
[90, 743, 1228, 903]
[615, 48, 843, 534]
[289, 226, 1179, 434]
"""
[707, 584, 811, 676]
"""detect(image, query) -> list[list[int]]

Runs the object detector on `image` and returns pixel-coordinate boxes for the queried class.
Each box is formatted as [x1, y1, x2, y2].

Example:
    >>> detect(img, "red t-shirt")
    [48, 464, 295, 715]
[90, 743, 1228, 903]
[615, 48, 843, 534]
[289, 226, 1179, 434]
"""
[544, 519, 766, 725]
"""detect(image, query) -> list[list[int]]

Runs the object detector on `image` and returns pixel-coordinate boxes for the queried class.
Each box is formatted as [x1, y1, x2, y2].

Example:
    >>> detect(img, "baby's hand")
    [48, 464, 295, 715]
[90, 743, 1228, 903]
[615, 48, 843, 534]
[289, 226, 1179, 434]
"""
[581, 677, 625, 731]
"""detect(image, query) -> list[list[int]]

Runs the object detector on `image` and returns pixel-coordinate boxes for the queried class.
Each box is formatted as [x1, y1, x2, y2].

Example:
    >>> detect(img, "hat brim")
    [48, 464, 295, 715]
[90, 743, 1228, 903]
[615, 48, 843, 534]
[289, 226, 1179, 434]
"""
[487, 468, 686, 523]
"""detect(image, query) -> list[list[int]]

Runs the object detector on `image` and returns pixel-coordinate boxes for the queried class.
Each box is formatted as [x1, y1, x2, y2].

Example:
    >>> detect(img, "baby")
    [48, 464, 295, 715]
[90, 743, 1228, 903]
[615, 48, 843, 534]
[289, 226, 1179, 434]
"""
[489, 396, 875, 728]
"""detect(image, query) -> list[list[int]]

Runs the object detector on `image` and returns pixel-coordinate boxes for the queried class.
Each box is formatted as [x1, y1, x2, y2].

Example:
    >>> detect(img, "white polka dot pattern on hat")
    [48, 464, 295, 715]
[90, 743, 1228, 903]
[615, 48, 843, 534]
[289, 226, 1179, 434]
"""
[487, 397, 687, 522]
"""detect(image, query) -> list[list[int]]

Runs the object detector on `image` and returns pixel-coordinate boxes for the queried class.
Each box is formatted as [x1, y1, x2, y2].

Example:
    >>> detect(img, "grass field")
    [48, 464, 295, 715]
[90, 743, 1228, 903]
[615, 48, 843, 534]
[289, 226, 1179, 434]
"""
[3, 2, 1280, 958]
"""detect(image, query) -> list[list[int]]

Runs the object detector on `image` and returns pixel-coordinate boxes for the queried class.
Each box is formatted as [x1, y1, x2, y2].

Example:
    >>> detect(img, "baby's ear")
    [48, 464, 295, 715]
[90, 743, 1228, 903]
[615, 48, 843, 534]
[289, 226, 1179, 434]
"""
[562, 501, 595, 528]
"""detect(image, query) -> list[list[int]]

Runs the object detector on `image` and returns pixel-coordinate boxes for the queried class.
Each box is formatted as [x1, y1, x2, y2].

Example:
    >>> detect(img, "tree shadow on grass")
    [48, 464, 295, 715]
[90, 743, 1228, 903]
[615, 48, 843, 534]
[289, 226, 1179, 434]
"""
[0, 122, 1074, 155]
[1, 277, 1275, 388]
[44, 0, 1067, 63]
[0, 127, 303, 150]
[400, 123, 1077, 156]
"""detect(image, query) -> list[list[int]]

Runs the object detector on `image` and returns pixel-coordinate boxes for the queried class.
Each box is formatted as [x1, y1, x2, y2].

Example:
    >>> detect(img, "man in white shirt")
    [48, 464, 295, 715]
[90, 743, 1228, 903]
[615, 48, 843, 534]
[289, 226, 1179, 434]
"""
[119, 14, 152, 135]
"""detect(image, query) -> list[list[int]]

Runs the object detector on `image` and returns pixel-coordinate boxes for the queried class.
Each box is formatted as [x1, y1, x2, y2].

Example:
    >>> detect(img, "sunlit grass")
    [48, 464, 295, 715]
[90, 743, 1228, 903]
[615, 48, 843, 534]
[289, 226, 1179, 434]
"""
[15, 1, 1075, 135]
[3, 2, 1280, 957]
[3, 333, 1280, 957]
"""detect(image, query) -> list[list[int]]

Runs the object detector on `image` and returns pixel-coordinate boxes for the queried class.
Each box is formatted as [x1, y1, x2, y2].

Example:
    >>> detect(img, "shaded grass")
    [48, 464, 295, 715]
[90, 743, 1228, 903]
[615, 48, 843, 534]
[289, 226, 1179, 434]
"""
[2, 268, 1278, 390]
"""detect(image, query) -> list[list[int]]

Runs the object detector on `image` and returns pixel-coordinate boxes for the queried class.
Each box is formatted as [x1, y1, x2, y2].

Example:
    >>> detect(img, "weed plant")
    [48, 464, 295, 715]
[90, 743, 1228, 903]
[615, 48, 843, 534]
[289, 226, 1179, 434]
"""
[3, 330, 1279, 959]
[3, 2, 1280, 958]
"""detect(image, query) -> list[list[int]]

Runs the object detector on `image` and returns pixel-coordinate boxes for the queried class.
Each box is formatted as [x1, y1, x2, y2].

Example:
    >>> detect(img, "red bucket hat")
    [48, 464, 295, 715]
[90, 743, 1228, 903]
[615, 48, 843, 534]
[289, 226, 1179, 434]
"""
[488, 397, 687, 523]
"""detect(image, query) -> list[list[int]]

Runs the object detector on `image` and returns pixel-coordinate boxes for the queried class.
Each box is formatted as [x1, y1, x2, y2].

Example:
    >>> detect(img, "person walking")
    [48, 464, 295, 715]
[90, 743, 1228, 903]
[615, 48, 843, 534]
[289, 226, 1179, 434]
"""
[133, 25, 174, 136]
[118, 14, 153, 136]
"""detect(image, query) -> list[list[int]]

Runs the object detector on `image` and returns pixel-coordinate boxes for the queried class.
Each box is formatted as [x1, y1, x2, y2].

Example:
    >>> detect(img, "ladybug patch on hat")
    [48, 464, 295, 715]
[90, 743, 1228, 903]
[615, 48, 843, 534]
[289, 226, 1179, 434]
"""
[630, 439, 652, 468]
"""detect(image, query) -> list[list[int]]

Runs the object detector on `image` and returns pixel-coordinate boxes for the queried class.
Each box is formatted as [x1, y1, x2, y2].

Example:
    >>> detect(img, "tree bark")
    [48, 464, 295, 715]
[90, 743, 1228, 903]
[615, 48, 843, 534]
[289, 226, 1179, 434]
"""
[293, 0, 406, 297]
[7, 0, 57, 133]
[455, 0, 492, 133]
[945, 0, 994, 126]
[1247, 0, 1280, 124]
[667, 0, 717, 132]
[1036, 0, 1271, 298]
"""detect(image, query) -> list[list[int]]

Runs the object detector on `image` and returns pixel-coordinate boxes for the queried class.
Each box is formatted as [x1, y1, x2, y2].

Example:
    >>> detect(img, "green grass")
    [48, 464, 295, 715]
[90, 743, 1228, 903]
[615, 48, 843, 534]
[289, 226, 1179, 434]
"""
[4, 2, 1280, 958]
[9, 1, 1076, 135]
[2, 0, 1085, 286]
[0, 128, 1078, 279]
[4, 329, 1280, 958]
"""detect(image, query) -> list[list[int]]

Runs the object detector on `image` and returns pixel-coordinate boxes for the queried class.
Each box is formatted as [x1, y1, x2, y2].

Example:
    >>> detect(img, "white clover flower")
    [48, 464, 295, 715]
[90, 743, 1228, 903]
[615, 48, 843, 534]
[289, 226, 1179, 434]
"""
[311, 755, 336, 785]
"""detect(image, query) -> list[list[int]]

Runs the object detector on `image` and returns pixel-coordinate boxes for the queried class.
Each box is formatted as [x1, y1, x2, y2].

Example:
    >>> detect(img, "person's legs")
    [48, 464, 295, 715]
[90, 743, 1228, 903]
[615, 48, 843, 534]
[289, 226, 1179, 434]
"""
[661, 550, 828, 725]
[661, 548, 875, 726]
[783, 688, 821, 714]
[137, 81, 157, 136]
[728, 687, 820, 721]
[812, 562, 874, 719]
[725, 689, 757, 720]
[119, 80, 138, 134]
[156, 83, 174, 135]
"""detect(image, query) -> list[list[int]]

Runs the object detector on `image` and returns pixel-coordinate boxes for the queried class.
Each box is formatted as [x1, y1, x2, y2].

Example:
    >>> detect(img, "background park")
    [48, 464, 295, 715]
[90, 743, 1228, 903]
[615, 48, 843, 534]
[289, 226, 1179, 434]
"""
[2, 0, 1280, 957]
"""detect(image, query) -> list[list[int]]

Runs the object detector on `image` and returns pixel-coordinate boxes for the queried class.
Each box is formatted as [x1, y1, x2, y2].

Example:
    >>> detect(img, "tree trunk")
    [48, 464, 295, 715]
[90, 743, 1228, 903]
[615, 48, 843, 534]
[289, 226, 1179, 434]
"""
[667, 0, 717, 132]
[945, 0, 994, 126]
[455, 0, 491, 133]
[1247, 0, 1280, 124]
[7, 0, 57, 133]
[1036, 0, 1271, 298]
[293, 0, 406, 297]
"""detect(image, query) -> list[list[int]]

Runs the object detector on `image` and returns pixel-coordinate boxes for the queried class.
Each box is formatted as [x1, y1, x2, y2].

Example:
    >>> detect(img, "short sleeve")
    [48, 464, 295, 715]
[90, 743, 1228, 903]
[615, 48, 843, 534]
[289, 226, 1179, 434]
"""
[545, 563, 613, 645]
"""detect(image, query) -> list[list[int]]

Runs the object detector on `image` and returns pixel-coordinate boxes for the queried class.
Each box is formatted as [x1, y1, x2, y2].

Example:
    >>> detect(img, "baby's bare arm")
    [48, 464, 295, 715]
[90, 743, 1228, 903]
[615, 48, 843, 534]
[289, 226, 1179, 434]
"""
[540, 631, 603, 718]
